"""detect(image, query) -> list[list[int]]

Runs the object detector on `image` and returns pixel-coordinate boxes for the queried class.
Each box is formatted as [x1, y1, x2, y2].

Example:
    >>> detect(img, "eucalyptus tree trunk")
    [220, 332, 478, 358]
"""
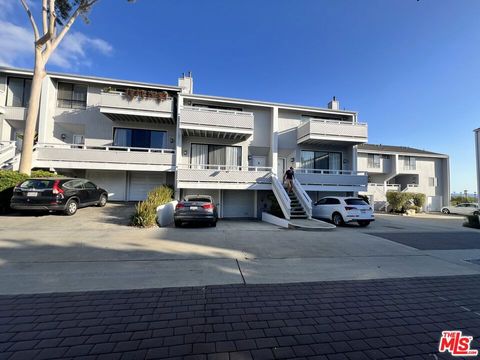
[18, 49, 46, 175]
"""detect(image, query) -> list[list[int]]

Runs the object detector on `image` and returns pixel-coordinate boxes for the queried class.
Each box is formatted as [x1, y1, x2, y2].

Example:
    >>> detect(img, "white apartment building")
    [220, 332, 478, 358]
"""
[358, 144, 450, 212]
[0, 67, 370, 219]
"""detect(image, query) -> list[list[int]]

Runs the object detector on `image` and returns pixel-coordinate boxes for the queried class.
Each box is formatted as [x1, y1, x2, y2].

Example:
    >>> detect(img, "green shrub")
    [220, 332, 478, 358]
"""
[451, 195, 478, 206]
[411, 193, 426, 213]
[130, 185, 173, 227]
[386, 191, 428, 213]
[0, 169, 60, 192]
[386, 191, 410, 213]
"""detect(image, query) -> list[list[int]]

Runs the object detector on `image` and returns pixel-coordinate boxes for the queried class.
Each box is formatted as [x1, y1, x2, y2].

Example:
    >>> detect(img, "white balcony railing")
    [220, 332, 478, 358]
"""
[100, 91, 174, 114]
[177, 164, 272, 188]
[298, 118, 368, 144]
[402, 184, 420, 192]
[180, 106, 254, 138]
[367, 183, 401, 191]
[272, 175, 291, 220]
[34, 143, 175, 170]
[295, 168, 368, 191]
[0, 141, 16, 167]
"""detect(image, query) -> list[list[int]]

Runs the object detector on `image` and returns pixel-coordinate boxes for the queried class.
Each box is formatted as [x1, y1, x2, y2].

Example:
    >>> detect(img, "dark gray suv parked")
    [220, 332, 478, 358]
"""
[174, 195, 218, 227]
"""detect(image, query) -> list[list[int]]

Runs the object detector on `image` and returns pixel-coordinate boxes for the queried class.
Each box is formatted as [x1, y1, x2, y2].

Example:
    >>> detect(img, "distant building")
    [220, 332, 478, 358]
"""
[475, 129, 480, 203]
[358, 144, 450, 212]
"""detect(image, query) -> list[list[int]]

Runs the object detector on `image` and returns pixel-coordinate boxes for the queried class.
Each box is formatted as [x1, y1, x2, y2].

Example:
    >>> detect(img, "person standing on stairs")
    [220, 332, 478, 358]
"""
[283, 167, 295, 193]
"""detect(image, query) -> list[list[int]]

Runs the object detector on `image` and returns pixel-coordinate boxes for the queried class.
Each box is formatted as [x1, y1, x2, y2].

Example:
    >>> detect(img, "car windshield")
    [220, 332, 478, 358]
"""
[185, 197, 212, 203]
[18, 179, 55, 189]
[345, 198, 368, 205]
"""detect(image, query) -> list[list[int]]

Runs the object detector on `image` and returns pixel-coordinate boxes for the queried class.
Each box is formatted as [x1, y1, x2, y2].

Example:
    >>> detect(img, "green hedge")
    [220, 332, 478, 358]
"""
[130, 185, 173, 227]
[386, 191, 426, 213]
[0, 169, 58, 192]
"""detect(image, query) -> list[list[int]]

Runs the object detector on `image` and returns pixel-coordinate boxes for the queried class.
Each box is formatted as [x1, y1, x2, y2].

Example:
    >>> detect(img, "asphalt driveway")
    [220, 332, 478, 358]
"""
[1, 204, 480, 294]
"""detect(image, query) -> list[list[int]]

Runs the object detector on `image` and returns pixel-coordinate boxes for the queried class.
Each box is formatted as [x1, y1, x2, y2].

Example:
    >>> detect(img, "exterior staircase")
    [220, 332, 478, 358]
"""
[287, 190, 308, 219]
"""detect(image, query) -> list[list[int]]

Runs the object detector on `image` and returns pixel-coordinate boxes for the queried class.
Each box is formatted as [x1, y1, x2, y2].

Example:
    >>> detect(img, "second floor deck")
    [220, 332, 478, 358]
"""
[298, 118, 368, 145]
[34, 143, 176, 171]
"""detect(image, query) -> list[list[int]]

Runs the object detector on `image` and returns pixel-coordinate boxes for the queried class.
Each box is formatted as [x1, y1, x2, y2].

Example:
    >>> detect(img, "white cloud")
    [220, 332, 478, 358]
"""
[0, 17, 113, 69]
[0, 21, 33, 67]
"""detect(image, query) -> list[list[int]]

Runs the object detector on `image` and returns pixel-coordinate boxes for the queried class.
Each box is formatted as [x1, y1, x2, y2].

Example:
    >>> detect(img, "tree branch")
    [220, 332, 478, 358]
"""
[42, 0, 48, 35]
[19, 0, 40, 41]
[48, 0, 56, 39]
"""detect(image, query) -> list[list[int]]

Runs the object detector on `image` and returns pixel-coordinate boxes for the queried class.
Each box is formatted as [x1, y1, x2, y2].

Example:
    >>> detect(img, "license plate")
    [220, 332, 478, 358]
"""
[361, 210, 366, 213]
[189, 206, 198, 210]
[26, 192, 38, 197]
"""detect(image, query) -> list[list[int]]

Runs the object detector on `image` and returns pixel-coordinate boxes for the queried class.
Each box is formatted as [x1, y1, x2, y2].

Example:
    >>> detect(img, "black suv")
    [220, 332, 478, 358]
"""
[10, 178, 108, 215]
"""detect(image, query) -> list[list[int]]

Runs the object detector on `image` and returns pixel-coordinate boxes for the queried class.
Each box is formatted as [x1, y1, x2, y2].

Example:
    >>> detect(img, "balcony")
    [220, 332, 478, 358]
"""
[297, 118, 368, 145]
[177, 164, 272, 190]
[295, 168, 368, 192]
[99, 91, 175, 124]
[180, 106, 254, 140]
[5, 107, 27, 121]
[34, 143, 175, 171]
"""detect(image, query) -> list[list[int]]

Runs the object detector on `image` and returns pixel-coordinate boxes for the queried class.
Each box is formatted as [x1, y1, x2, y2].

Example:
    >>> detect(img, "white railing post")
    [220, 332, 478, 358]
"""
[272, 175, 291, 220]
[293, 177, 312, 219]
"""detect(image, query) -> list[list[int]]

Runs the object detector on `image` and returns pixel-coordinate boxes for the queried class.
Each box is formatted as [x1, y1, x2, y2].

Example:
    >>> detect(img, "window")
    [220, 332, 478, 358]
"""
[315, 199, 327, 205]
[428, 177, 437, 187]
[300, 151, 342, 171]
[367, 154, 381, 168]
[345, 198, 368, 206]
[404, 156, 416, 170]
[83, 182, 97, 190]
[18, 179, 54, 189]
[190, 143, 242, 168]
[6, 77, 31, 107]
[113, 128, 166, 149]
[325, 198, 341, 205]
[63, 180, 84, 190]
[57, 82, 87, 109]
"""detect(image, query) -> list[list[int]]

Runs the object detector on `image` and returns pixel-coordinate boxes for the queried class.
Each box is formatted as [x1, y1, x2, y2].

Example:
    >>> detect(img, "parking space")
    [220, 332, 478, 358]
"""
[1, 206, 480, 294]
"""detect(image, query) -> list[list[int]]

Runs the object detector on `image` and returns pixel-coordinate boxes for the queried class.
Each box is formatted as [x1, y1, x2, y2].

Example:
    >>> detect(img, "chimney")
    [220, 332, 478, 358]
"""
[327, 96, 340, 110]
[178, 71, 193, 94]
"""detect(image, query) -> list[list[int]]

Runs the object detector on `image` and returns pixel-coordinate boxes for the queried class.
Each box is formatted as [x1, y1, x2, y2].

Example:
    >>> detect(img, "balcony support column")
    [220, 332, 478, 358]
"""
[37, 76, 52, 145]
[174, 96, 183, 200]
[271, 106, 279, 175]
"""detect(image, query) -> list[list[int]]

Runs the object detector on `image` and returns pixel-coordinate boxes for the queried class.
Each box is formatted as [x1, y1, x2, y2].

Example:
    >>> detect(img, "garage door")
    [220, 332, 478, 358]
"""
[223, 190, 254, 218]
[128, 172, 166, 201]
[427, 196, 443, 212]
[86, 170, 126, 201]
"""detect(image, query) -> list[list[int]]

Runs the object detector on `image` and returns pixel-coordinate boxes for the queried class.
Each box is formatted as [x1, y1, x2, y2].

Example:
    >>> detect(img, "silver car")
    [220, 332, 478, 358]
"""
[441, 203, 479, 215]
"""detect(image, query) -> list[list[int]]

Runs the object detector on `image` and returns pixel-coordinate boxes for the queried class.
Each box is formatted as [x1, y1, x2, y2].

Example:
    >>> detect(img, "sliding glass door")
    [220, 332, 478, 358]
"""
[191, 143, 242, 169]
[113, 128, 166, 149]
[301, 150, 342, 172]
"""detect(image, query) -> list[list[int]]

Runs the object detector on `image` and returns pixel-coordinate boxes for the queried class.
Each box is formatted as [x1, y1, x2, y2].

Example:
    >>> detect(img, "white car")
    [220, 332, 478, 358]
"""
[441, 203, 479, 216]
[312, 196, 375, 227]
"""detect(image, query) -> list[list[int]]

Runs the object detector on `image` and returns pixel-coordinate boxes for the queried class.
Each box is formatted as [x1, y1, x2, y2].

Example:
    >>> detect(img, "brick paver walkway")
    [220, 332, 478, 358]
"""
[1, 275, 480, 359]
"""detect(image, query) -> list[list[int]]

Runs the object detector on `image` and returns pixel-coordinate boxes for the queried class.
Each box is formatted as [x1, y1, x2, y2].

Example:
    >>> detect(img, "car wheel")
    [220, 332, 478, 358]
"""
[64, 199, 78, 216]
[174, 220, 182, 228]
[332, 212, 344, 226]
[441, 208, 450, 214]
[210, 221, 217, 227]
[358, 220, 370, 227]
[97, 194, 107, 207]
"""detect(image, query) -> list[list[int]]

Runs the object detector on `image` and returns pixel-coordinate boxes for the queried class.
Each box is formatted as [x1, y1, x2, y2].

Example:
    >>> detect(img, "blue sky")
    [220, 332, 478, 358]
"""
[1, 0, 479, 193]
